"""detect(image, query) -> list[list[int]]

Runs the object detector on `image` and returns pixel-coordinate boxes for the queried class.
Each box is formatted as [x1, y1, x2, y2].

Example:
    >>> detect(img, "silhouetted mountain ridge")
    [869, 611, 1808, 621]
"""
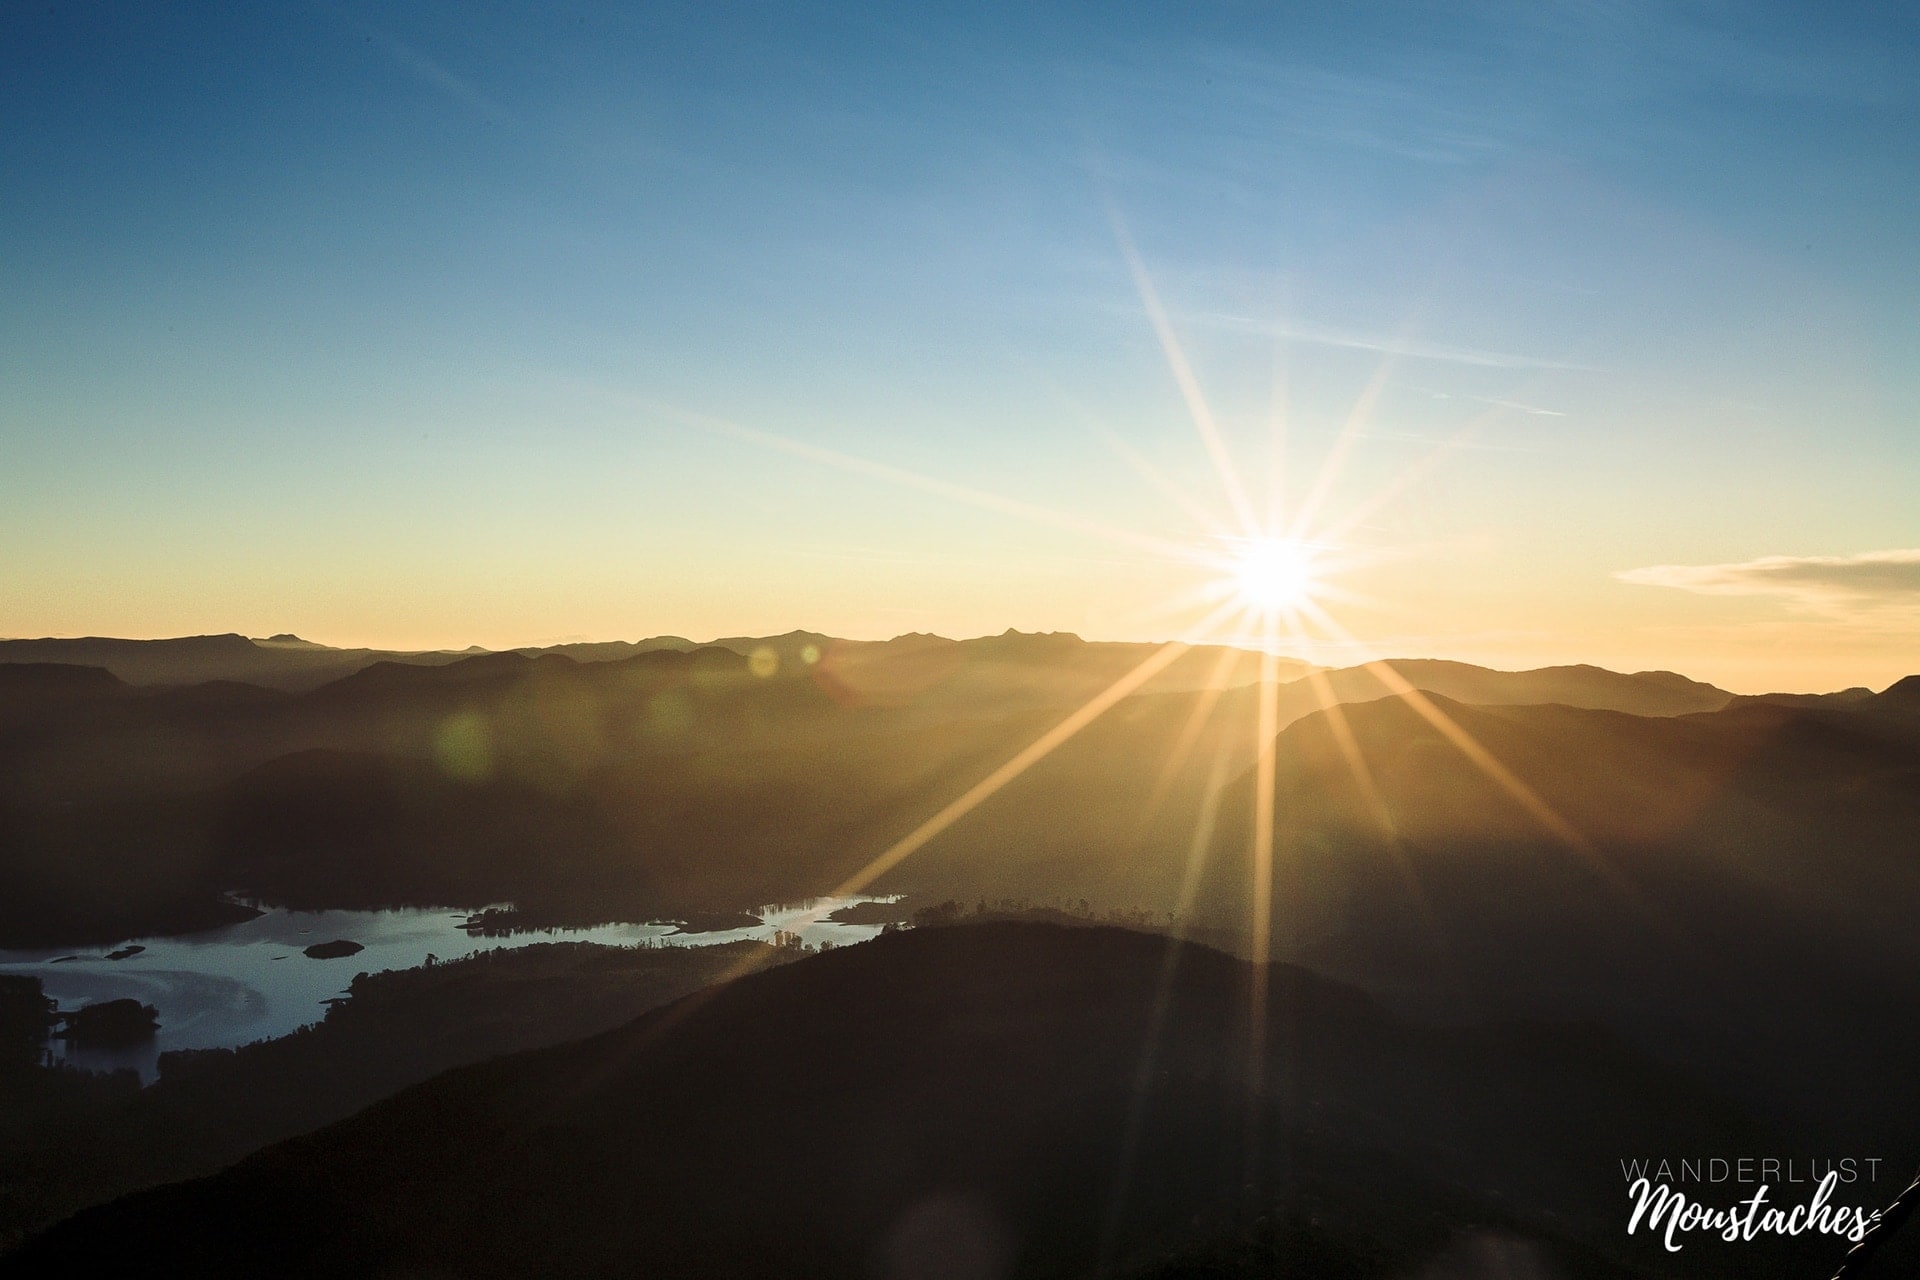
[1874, 673, 1920, 713]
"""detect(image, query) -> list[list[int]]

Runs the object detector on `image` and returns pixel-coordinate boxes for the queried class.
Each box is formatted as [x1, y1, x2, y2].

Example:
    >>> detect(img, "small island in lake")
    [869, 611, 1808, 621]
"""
[60, 999, 159, 1048]
[302, 939, 365, 960]
[824, 899, 913, 926]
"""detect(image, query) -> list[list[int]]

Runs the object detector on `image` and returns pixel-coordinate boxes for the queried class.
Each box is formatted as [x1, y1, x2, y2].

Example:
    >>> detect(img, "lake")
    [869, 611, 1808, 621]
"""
[0, 896, 899, 1081]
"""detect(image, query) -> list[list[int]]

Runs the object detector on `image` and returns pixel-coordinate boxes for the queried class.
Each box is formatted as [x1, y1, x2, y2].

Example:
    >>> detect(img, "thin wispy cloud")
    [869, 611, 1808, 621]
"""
[1618, 549, 1920, 614]
[1347, 429, 1546, 453]
[327, 5, 515, 124]
[1187, 311, 1592, 372]
[1191, 54, 1518, 166]
[1416, 388, 1567, 418]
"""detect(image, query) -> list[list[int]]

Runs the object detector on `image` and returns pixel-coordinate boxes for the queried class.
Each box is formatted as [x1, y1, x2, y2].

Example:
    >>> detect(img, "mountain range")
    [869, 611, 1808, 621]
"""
[3, 635, 1917, 1274]
[0, 633, 1808, 950]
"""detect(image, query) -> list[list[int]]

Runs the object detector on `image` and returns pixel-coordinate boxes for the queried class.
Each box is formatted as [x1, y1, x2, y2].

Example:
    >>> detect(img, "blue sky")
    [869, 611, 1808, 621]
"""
[4, 1, 1917, 689]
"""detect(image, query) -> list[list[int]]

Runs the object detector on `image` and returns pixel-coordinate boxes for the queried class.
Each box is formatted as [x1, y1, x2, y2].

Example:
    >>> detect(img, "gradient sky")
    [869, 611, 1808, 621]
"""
[4, 2, 1917, 691]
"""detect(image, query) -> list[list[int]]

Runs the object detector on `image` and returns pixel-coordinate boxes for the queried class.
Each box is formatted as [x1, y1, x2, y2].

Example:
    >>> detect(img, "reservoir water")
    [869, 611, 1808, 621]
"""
[0, 896, 897, 1081]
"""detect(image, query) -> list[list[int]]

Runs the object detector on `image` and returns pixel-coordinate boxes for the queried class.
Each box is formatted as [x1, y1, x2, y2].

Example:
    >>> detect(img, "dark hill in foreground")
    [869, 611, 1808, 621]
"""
[5, 921, 1824, 1279]
[0, 940, 800, 1252]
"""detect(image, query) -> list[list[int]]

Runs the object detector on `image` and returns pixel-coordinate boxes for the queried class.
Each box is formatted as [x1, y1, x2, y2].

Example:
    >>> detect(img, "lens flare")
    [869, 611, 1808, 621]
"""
[645, 219, 1618, 1213]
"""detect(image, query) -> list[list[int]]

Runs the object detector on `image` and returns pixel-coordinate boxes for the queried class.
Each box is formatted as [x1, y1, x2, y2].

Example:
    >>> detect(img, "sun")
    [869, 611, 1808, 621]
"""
[1225, 535, 1320, 614]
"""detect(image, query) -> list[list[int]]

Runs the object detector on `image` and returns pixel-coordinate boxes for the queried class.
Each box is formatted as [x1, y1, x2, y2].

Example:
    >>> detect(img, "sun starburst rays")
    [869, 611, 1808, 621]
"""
[1110, 210, 1263, 539]
[650, 226, 1603, 935]
[636, 222, 1642, 1215]
[811, 617, 1230, 908]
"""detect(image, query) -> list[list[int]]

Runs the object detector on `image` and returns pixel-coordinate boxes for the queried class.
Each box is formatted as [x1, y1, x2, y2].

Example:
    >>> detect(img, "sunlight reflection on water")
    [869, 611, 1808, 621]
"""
[0, 895, 899, 1081]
